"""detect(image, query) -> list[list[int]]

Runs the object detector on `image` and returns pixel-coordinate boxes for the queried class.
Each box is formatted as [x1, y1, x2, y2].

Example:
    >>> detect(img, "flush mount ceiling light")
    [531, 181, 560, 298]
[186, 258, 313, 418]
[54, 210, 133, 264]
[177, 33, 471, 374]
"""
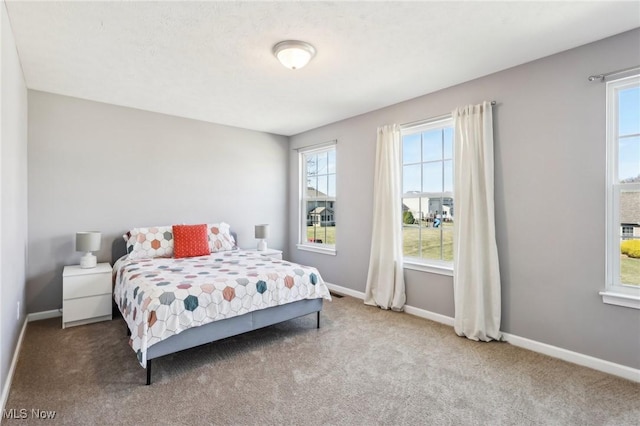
[272, 40, 316, 70]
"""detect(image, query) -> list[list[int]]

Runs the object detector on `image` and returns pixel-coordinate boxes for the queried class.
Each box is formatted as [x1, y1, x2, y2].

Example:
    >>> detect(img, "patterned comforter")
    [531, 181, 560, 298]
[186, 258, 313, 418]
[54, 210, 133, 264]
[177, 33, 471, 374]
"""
[113, 250, 331, 367]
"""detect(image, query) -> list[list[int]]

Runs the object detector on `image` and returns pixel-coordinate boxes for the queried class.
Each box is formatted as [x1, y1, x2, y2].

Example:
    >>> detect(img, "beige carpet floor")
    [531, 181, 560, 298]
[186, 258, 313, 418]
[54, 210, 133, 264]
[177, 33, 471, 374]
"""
[4, 295, 639, 425]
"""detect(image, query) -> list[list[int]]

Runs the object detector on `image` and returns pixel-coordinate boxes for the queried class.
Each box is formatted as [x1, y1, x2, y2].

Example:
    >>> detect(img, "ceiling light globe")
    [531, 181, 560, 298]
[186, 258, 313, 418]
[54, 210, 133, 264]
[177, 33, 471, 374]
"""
[273, 41, 316, 70]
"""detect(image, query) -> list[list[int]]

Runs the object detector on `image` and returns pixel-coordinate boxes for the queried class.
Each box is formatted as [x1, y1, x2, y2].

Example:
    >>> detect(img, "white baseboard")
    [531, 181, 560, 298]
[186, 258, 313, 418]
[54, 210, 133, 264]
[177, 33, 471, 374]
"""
[403, 304, 455, 327]
[326, 282, 365, 300]
[1, 317, 28, 416]
[501, 332, 640, 383]
[325, 282, 639, 383]
[27, 309, 61, 322]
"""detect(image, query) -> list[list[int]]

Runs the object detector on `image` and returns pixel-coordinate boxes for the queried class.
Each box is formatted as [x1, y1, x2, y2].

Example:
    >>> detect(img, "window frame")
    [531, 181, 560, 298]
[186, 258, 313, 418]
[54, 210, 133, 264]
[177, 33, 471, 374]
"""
[601, 73, 640, 309]
[296, 141, 337, 256]
[400, 116, 454, 275]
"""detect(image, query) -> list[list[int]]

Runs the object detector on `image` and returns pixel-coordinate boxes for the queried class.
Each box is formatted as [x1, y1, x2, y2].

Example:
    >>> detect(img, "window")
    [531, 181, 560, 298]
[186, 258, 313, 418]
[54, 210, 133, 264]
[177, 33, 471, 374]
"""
[297, 142, 337, 255]
[401, 117, 454, 273]
[602, 74, 640, 309]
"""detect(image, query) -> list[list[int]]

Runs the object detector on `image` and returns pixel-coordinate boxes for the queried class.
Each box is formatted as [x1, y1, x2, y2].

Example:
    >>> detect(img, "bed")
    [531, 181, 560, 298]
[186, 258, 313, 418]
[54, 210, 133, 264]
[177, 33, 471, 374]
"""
[113, 224, 331, 385]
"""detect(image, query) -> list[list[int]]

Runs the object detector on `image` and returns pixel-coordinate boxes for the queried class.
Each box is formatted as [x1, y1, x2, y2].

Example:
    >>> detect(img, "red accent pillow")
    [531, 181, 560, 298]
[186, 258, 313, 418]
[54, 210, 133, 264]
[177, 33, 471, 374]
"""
[172, 224, 210, 258]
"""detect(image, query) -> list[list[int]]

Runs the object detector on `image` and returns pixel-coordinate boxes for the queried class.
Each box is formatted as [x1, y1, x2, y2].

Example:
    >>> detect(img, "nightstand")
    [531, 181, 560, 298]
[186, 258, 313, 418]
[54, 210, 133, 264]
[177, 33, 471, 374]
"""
[62, 263, 112, 329]
[245, 248, 283, 260]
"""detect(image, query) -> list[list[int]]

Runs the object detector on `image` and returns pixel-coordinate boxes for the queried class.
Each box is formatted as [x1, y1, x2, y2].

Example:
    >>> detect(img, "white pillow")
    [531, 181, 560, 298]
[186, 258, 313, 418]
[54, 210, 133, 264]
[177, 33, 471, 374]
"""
[122, 222, 236, 259]
[123, 225, 174, 259]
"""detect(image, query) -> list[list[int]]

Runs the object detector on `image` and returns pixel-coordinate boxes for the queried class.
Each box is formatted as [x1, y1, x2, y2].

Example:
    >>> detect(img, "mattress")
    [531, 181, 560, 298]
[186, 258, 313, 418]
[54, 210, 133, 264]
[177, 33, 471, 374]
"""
[113, 250, 331, 367]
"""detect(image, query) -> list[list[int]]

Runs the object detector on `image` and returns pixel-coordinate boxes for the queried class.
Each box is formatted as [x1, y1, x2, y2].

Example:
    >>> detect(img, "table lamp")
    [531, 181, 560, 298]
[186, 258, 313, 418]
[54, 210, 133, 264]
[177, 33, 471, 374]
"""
[76, 231, 101, 268]
[254, 224, 269, 251]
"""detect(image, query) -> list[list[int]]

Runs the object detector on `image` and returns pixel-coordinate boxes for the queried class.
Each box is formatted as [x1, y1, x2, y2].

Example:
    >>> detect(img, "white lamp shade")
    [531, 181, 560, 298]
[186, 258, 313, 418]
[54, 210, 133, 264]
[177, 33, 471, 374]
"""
[76, 232, 101, 252]
[254, 225, 269, 239]
[76, 231, 101, 269]
[273, 41, 316, 70]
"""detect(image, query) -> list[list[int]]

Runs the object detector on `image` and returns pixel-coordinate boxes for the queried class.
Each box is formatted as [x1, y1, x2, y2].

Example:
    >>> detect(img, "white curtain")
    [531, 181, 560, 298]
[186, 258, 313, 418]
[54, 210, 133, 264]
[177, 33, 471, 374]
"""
[364, 124, 406, 311]
[452, 102, 502, 341]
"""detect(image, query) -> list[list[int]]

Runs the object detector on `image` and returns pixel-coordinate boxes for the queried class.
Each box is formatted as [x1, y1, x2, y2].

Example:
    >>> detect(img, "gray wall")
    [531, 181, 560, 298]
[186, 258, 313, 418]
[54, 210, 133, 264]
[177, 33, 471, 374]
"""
[289, 29, 640, 369]
[27, 91, 289, 313]
[1, 2, 28, 402]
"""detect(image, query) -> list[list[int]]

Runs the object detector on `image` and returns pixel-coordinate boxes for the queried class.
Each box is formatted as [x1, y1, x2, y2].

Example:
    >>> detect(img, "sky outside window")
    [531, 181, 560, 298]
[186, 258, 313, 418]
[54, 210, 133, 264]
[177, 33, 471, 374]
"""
[619, 86, 640, 182]
[403, 127, 453, 193]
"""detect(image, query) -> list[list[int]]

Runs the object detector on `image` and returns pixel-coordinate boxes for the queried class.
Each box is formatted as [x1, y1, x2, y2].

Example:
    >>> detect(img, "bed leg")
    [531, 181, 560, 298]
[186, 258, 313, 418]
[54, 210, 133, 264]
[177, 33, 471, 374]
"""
[317, 311, 320, 329]
[146, 360, 152, 386]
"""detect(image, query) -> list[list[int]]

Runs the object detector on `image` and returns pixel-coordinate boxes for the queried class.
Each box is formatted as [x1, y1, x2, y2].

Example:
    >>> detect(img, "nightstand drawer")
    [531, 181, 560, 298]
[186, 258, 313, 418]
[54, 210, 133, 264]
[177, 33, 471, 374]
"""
[63, 273, 111, 300]
[63, 294, 112, 323]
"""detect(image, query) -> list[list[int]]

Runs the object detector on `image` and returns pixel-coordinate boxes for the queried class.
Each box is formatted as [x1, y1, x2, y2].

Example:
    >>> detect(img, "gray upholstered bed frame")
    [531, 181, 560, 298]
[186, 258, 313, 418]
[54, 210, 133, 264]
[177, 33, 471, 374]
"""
[112, 232, 324, 385]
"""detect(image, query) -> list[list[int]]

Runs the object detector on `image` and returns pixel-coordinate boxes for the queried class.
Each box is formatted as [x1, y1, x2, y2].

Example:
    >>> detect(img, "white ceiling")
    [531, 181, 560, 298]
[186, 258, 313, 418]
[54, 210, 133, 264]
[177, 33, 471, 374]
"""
[5, 1, 640, 136]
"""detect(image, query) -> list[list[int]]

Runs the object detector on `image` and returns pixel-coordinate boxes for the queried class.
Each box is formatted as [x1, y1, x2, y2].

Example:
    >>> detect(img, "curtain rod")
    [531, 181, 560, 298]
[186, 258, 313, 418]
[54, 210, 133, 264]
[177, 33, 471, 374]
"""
[588, 65, 640, 82]
[400, 100, 496, 130]
[293, 139, 336, 152]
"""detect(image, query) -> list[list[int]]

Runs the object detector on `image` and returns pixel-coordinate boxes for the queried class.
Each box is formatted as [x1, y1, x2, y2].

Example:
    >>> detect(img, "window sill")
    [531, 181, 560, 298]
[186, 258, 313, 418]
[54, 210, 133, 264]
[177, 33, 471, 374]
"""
[296, 244, 336, 256]
[599, 289, 640, 309]
[403, 260, 453, 277]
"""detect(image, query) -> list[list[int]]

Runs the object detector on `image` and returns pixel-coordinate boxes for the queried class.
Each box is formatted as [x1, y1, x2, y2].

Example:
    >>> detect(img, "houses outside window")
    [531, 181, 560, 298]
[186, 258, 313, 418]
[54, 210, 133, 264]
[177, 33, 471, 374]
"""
[602, 73, 640, 309]
[401, 117, 454, 274]
[297, 142, 336, 255]
[621, 225, 634, 240]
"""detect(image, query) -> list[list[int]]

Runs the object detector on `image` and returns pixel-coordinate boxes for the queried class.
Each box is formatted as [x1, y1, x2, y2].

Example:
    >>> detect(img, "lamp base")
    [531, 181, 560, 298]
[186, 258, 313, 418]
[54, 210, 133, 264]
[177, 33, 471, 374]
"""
[80, 253, 97, 269]
[257, 239, 267, 251]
